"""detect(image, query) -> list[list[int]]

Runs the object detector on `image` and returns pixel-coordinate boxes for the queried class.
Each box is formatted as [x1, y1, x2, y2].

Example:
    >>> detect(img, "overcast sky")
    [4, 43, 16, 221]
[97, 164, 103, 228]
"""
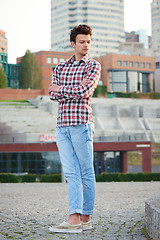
[0, 0, 152, 63]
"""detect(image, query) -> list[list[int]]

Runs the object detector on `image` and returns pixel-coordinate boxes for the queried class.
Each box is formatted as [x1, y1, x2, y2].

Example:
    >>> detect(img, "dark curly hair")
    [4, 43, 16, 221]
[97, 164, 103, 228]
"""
[70, 24, 92, 43]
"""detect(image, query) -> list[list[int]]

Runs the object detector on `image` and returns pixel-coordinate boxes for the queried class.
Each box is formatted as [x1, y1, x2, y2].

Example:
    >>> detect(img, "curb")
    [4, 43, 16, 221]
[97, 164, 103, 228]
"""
[145, 195, 160, 240]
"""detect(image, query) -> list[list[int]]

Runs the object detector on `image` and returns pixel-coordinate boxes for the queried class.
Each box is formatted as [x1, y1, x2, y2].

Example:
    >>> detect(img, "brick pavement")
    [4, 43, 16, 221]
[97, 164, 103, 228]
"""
[0, 182, 160, 240]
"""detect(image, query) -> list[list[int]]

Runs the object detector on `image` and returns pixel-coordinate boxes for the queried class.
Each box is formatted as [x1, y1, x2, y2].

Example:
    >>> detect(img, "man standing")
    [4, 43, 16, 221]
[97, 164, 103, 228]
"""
[48, 24, 101, 233]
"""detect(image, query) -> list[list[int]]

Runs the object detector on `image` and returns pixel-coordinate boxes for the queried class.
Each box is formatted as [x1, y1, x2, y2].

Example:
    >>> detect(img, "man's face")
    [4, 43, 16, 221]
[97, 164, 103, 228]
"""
[71, 34, 91, 57]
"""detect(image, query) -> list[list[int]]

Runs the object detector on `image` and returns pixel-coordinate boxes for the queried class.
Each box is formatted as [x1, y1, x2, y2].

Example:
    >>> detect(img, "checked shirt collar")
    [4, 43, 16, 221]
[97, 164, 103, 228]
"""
[66, 54, 89, 65]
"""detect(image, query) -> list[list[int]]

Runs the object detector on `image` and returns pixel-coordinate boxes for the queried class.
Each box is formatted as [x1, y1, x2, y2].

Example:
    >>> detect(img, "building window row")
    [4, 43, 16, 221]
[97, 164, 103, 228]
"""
[86, 13, 123, 20]
[88, 0, 123, 9]
[0, 151, 122, 175]
[47, 57, 65, 65]
[87, 19, 124, 27]
[117, 60, 151, 69]
[92, 25, 124, 33]
[88, 7, 123, 15]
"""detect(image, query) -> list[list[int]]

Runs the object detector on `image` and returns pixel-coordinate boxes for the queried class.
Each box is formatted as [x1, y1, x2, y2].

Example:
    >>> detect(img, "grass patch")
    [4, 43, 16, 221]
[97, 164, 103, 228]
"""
[142, 226, 152, 240]
[128, 143, 160, 166]
[128, 152, 142, 166]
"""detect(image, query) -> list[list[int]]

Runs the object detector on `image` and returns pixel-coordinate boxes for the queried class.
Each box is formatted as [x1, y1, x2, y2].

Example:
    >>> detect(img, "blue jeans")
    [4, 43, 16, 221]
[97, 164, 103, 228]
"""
[56, 122, 96, 216]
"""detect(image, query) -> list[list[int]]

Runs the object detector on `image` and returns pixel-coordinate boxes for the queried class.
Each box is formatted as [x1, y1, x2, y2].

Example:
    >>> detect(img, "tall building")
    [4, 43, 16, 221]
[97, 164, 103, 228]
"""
[0, 30, 8, 69]
[136, 30, 149, 49]
[151, 0, 160, 56]
[51, 0, 125, 57]
[0, 30, 8, 54]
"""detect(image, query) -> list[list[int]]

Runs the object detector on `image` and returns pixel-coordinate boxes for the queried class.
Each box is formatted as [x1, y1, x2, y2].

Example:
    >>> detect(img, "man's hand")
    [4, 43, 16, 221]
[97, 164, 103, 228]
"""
[48, 83, 59, 93]
[80, 78, 91, 86]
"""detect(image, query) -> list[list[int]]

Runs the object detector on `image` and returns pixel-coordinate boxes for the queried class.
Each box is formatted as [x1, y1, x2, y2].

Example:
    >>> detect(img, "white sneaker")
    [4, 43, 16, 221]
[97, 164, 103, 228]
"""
[49, 221, 82, 234]
[81, 220, 93, 231]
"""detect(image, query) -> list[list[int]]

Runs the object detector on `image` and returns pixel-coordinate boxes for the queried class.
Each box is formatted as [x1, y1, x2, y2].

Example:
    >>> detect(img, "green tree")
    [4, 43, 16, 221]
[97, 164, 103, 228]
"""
[0, 66, 7, 88]
[19, 50, 42, 89]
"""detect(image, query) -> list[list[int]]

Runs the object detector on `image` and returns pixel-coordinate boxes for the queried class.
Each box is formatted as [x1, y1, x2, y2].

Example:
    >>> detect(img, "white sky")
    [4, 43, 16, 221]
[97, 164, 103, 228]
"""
[0, 0, 152, 64]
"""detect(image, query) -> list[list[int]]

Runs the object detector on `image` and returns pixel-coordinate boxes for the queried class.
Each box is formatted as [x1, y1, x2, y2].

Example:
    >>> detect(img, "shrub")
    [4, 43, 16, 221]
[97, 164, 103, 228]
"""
[96, 172, 160, 182]
[93, 85, 107, 97]
[1, 173, 160, 183]
[0, 173, 18, 183]
[39, 173, 61, 183]
[149, 92, 160, 99]
[18, 174, 37, 183]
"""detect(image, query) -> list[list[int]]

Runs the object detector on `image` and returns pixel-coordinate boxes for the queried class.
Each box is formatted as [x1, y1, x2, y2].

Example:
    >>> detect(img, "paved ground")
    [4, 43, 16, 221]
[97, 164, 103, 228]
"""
[0, 182, 160, 240]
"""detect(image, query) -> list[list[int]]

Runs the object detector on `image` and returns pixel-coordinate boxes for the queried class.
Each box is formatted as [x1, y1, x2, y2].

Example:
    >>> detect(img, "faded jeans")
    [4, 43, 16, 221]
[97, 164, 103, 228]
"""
[56, 122, 96, 216]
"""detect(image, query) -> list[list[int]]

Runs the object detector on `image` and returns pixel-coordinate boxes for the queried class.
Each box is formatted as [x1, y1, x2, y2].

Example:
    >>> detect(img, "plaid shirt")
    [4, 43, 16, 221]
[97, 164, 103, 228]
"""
[49, 55, 101, 127]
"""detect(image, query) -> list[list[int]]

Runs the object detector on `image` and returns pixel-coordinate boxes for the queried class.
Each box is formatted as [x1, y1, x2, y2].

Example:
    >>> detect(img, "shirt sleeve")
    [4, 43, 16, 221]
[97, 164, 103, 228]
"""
[49, 91, 76, 102]
[49, 64, 71, 102]
[56, 61, 101, 99]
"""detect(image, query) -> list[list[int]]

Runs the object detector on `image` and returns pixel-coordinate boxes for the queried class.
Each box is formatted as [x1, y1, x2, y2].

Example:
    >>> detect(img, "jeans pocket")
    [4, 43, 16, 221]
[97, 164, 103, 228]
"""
[56, 127, 67, 142]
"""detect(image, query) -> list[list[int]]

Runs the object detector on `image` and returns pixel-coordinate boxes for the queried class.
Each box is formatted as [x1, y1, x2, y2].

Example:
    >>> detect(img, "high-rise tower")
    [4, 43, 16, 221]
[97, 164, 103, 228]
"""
[151, 0, 160, 56]
[0, 30, 8, 54]
[51, 0, 125, 57]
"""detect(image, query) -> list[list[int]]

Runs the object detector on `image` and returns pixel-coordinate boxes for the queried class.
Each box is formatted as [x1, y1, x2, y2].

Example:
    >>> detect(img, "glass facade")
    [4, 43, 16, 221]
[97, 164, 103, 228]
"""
[0, 151, 122, 175]
[109, 70, 149, 93]
[94, 151, 121, 175]
[109, 71, 127, 92]
[0, 152, 61, 175]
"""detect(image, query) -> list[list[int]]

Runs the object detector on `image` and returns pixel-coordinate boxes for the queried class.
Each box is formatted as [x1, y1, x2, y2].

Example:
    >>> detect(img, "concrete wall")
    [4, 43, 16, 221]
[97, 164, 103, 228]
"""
[145, 195, 160, 240]
[0, 89, 48, 100]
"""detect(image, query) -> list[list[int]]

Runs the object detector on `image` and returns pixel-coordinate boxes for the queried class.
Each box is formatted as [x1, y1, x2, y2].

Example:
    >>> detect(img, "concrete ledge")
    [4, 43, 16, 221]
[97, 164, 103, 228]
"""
[145, 195, 160, 240]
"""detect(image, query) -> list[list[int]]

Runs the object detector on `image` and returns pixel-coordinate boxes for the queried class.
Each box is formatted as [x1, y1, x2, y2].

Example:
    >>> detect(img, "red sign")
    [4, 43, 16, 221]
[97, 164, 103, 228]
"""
[39, 135, 56, 142]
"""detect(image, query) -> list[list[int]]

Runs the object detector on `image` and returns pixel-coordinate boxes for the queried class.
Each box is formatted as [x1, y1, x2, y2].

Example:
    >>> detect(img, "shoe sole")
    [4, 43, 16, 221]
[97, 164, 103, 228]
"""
[83, 226, 93, 231]
[49, 227, 82, 234]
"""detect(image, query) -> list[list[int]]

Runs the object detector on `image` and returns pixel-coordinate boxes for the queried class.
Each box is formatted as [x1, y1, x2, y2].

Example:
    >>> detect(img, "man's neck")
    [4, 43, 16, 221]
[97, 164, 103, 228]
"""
[75, 53, 86, 61]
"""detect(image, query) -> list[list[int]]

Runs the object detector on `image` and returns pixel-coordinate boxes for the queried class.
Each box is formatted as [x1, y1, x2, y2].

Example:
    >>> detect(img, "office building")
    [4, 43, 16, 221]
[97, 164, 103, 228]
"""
[119, 42, 145, 56]
[119, 42, 153, 57]
[51, 0, 125, 57]
[151, 0, 160, 56]
[96, 54, 155, 93]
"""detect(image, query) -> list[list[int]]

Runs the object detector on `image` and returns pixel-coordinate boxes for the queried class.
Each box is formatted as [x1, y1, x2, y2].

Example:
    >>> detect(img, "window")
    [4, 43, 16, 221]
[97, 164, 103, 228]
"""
[94, 151, 121, 175]
[129, 61, 133, 67]
[53, 57, 58, 64]
[47, 57, 51, 64]
[109, 71, 127, 92]
[123, 61, 127, 67]
[135, 62, 139, 68]
[117, 60, 121, 66]
[141, 62, 145, 68]
[147, 63, 151, 69]
[0, 152, 61, 175]
[156, 62, 160, 69]
[128, 71, 138, 92]
[60, 58, 65, 62]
